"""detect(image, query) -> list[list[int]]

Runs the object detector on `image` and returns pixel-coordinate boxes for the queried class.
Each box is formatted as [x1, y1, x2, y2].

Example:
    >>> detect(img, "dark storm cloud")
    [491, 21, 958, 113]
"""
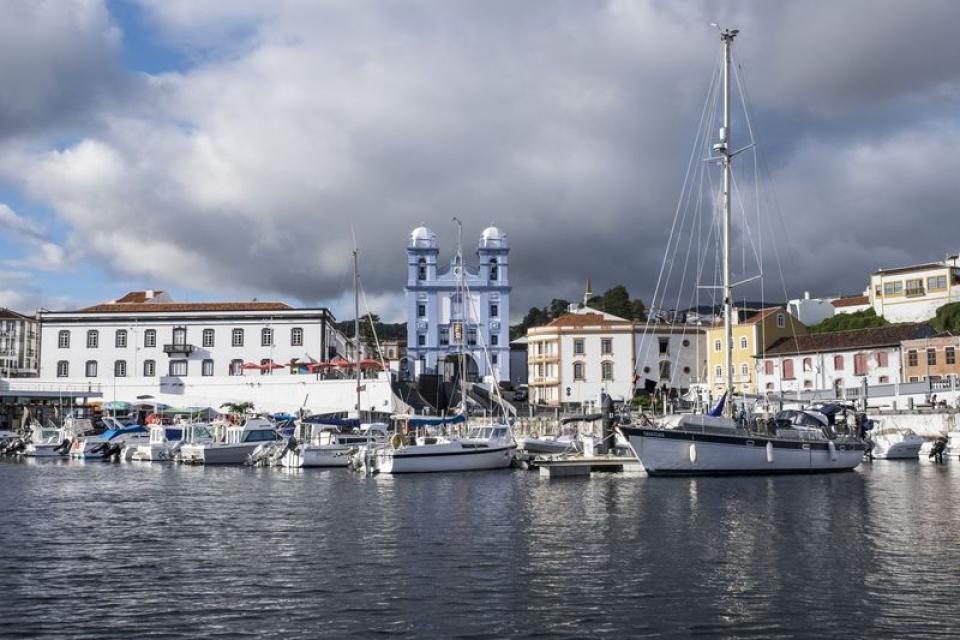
[2, 0, 960, 319]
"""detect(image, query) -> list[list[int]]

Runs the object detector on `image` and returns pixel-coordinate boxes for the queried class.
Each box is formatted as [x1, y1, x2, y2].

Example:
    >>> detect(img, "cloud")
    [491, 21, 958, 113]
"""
[3, 0, 960, 319]
[0, 204, 70, 271]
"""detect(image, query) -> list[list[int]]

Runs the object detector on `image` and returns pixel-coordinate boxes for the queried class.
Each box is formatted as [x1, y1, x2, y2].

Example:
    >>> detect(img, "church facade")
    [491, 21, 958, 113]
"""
[405, 225, 511, 383]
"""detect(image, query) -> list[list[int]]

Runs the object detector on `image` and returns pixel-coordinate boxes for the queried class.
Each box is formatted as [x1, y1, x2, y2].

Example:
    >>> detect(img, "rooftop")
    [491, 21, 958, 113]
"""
[762, 323, 935, 356]
[77, 302, 295, 314]
[831, 295, 869, 308]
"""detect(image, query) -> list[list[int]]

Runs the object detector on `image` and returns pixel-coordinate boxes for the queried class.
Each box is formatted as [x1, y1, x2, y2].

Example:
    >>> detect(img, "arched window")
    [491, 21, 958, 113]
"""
[715, 365, 722, 379]
[573, 362, 585, 380]
[85, 360, 97, 377]
[739, 336, 748, 350]
[115, 329, 127, 348]
[740, 363, 749, 378]
[834, 354, 844, 370]
[229, 359, 243, 376]
[143, 360, 156, 377]
[783, 359, 795, 379]
[291, 327, 303, 346]
[144, 329, 157, 348]
[766, 382, 774, 393]
[489, 258, 498, 281]
[86, 330, 99, 349]
[601, 361, 614, 381]
[764, 360, 774, 375]
[114, 360, 127, 377]
[57, 330, 70, 349]
[714, 339, 722, 352]
[202, 328, 215, 348]
[232, 328, 244, 347]
[261, 328, 273, 347]
[417, 258, 426, 281]
[261, 358, 273, 375]
[56, 360, 69, 377]
[803, 357, 812, 372]
[776, 313, 785, 328]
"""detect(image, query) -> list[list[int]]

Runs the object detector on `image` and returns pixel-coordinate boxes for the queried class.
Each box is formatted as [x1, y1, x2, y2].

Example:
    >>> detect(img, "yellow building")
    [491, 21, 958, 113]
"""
[869, 258, 960, 323]
[705, 307, 806, 396]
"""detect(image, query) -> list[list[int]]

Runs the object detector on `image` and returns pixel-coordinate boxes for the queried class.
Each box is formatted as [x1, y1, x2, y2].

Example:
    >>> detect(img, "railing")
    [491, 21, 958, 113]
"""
[0, 380, 103, 395]
[163, 343, 196, 355]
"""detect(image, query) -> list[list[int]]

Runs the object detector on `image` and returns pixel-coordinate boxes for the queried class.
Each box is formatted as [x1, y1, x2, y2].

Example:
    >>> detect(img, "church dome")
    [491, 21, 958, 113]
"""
[409, 225, 438, 249]
[479, 225, 507, 249]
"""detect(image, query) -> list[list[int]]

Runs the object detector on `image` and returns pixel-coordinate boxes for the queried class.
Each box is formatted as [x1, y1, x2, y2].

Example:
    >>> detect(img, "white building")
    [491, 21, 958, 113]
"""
[831, 294, 871, 315]
[31, 291, 407, 415]
[869, 256, 960, 322]
[526, 306, 704, 407]
[756, 323, 935, 397]
[0, 307, 39, 377]
[786, 292, 836, 326]
[405, 225, 510, 383]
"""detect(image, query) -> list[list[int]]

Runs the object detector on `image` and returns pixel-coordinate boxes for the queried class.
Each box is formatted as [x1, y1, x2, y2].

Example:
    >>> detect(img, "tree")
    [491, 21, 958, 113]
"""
[808, 308, 889, 334]
[931, 302, 960, 334]
[220, 401, 254, 415]
[588, 285, 647, 321]
[358, 312, 382, 360]
[548, 298, 572, 319]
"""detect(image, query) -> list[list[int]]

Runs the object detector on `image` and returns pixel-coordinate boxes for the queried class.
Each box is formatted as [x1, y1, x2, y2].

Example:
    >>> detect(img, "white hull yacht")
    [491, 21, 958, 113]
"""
[179, 417, 279, 465]
[130, 422, 215, 462]
[279, 422, 388, 468]
[370, 424, 516, 474]
[869, 423, 924, 460]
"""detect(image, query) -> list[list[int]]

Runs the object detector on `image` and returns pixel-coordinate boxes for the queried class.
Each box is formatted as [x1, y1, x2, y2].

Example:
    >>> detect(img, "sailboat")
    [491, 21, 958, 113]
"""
[366, 219, 517, 474]
[618, 28, 867, 476]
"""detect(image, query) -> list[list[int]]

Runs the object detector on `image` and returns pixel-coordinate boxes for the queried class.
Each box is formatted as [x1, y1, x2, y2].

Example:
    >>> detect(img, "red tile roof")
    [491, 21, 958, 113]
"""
[77, 302, 293, 314]
[762, 323, 934, 356]
[547, 312, 631, 327]
[115, 290, 165, 303]
[831, 295, 869, 308]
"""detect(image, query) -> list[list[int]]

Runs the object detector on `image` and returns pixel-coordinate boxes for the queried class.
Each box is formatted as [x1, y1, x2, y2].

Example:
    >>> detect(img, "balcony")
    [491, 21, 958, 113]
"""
[163, 343, 196, 356]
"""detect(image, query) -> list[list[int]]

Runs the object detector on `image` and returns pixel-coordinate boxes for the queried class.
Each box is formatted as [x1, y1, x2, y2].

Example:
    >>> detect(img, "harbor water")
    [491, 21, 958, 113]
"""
[1, 461, 959, 638]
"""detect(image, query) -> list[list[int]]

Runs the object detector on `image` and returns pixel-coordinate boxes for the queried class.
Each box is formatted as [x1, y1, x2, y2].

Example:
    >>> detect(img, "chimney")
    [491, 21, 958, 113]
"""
[583, 277, 593, 307]
[804, 291, 810, 300]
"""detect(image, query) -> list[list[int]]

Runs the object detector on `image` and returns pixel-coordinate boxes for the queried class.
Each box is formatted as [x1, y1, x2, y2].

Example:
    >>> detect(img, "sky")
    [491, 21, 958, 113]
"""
[1, 0, 959, 323]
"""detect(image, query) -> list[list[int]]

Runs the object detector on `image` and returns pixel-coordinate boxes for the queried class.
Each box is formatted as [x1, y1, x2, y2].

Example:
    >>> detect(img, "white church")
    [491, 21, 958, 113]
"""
[405, 225, 511, 384]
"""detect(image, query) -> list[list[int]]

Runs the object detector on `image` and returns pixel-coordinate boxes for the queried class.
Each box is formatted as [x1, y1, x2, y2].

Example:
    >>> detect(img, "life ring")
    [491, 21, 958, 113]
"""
[390, 433, 404, 449]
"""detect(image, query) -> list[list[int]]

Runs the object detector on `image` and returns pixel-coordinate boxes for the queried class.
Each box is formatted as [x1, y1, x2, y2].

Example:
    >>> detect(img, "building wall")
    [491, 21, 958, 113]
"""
[757, 347, 902, 395]
[787, 295, 835, 326]
[901, 336, 960, 382]
[39, 311, 346, 381]
[0, 314, 39, 377]
[870, 265, 960, 322]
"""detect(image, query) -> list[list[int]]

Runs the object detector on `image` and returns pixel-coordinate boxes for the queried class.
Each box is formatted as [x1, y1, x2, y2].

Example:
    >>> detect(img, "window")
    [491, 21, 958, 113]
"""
[489, 259, 498, 281]
[58, 330, 70, 349]
[573, 362, 585, 380]
[766, 382, 774, 392]
[714, 339, 723, 352]
[740, 337, 748, 350]
[803, 357, 812, 373]
[467, 327, 477, 346]
[776, 313, 785, 328]
[417, 334, 425, 347]
[229, 359, 243, 376]
[171, 327, 186, 346]
[86, 330, 99, 349]
[928, 275, 948, 290]
[143, 360, 156, 377]
[875, 285, 882, 296]
[203, 329, 215, 348]
[115, 330, 128, 348]
[417, 258, 426, 281]
[439, 327, 449, 346]
[783, 359, 795, 379]
[491, 334, 499, 346]
[764, 360, 774, 375]
[927, 348, 937, 366]
[682, 339, 690, 347]
[260, 358, 273, 375]
[601, 361, 613, 381]
[876, 352, 889, 368]
[232, 328, 244, 347]
[56, 360, 68, 377]
[144, 329, 156, 348]
[491, 353, 498, 365]
[202, 359, 214, 376]
[714, 365, 723, 380]
[740, 363, 748, 378]
[854, 353, 867, 376]
[261, 328, 273, 347]
[661, 361, 672, 380]
[905, 278, 924, 296]
[291, 327, 303, 346]
[85, 360, 97, 378]
[601, 339, 612, 355]
[803, 380, 813, 389]
[417, 304, 426, 318]
[114, 360, 127, 377]
[489, 303, 499, 318]
[169, 360, 187, 376]
[834, 355, 845, 370]
[947, 347, 956, 365]
[883, 281, 903, 295]
[879, 376, 889, 383]
[907, 350, 918, 367]
[574, 339, 585, 355]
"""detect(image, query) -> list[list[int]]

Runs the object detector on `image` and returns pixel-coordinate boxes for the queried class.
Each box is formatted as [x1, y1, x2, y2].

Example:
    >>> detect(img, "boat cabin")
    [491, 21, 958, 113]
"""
[225, 418, 279, 445]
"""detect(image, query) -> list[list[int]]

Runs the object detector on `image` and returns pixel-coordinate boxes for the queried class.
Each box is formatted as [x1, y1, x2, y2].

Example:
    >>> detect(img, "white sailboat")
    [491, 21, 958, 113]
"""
[367, 218, 516, 474]
[619, 28, 867, 476]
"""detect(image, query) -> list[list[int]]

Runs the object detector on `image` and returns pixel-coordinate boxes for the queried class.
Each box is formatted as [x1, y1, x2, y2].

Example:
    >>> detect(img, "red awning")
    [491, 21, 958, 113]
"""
[330, 358, 352, 368]
[357, 359, 384, 369]
[241, 362, 262, 370]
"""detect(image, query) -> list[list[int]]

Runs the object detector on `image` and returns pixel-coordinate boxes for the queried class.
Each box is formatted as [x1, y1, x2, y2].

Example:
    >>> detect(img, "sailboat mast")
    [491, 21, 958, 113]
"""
[454, 218, 467, 414]
[720, 27, 738, 415]
[354, 247, 361, 420]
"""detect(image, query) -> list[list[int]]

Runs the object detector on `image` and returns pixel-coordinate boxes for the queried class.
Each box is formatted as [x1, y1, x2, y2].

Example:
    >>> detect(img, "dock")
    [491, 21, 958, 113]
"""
[530, 454, 645, 478]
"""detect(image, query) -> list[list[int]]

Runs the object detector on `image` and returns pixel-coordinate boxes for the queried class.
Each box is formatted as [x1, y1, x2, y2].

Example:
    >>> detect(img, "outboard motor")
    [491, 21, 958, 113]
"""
[930, 437, 948, 464]
[54, 439, 72, 455]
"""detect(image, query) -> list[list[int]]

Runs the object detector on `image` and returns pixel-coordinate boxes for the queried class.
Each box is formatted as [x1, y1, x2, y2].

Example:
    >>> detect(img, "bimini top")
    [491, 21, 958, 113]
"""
[103, 423, 148, 441]
[479, 225, 508, 249]
[409, 226, 438, 249]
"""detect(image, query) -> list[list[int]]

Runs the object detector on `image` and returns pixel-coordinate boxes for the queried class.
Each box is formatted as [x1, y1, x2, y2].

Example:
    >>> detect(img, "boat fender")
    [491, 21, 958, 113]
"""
[766, 441, 774, 463]
[688, 442, 697, 464]
[828, 441, 837, 462]
[390, 433, 404, 449]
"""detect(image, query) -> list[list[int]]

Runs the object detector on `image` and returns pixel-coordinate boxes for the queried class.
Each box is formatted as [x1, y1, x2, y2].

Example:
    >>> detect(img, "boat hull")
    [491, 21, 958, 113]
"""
[872, 438, 923, 460]
[375, 443, 516, 474]
[619, 426, 865, 476]
[179, 442, 261, 465]
[23, 443, 66, 458]
[517, 437, 580, 455]
[280, 445, 352, 468]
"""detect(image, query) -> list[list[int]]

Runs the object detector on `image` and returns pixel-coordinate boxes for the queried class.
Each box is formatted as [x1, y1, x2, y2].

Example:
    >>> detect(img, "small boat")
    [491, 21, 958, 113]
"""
[369, 423, 517, 474]
[517, 424, 582, 455]
[178, 417, 279, 465]
[130, 422, 215, 462]
[869, 424, 924, 460]
[22, 422, 70, 458]
[71, 418, 149, 461]
[279, 422, 388, 468]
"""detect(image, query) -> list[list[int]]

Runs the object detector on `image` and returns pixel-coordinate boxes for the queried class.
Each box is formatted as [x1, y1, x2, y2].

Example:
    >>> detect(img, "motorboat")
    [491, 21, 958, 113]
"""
[367, 423, 517, 474]
[869, 423, 924, 460]
[130, 422, 215, 462]
[279, 422, 388, 468]
[945, 431, 960, 459]
[517, 424, 582, 455]
[22, 422, 69, 458]
[70, 417, 149, 461]
[178, 417, 279, 465]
